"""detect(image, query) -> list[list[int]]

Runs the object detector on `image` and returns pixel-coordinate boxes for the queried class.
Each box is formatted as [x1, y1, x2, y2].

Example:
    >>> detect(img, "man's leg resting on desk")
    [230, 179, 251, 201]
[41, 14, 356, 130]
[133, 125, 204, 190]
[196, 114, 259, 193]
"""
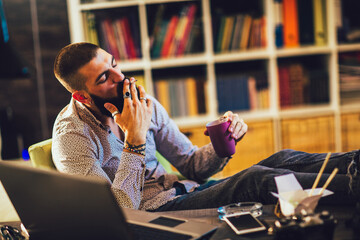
[153, 149, 359, 211]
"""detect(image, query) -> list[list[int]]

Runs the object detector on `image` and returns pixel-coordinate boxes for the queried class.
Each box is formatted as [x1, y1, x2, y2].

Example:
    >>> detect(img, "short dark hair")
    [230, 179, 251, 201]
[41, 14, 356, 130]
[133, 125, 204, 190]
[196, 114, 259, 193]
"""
[54, 42, 99, 92]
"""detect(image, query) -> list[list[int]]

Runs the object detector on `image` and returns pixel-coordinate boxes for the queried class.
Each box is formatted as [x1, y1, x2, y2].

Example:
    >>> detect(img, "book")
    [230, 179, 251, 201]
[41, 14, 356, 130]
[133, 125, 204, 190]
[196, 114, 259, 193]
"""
[154, 80, 171, 114]
[98, 21, 110, 55]
[216, 76, 235, 112]
[221, 16, 235, 52]
[239, 15, 252, 50]
[274, 0, 284, 48]
[216, 17, 227, 52]
[113, 19, 128, 60]
[149, 4, 165, 50]
[169, 79, 179, 117]
[160, 15, 179, 57]
[238, 76, 250, 111]
[176, 4, 197, 56]
[282, 0, 299, 47]
[196, 80, 206, 114]
[121, 18, 137, 59]
[298, 0, 314, 45]
[101, 19, 120, 60]
[230, 14, 244, 51]
[176, 79, 188, 117]
[278, 66, 291, 108]
[83, 13, 90, 43]
[288, 63, 304, 105]
[248, 77, 258, 110]
[249, 18, 262, 49]
[185, 18, 202, 54]
[169, 5, 190, 57]
[152, 20, 169, 58]
[129, 13, 141, 58]
[260, 16, 267, 48]
[86, 12, 99, 45]
[335, 0, 346, 42]
[313, 0, 327, 45]
[185, 77, 198, 116]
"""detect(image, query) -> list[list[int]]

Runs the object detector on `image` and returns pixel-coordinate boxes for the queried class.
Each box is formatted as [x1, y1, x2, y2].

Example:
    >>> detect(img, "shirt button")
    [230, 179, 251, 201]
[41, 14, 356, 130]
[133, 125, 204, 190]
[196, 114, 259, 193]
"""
[140, 186, 143, 191]
[141, 163, 145, 168]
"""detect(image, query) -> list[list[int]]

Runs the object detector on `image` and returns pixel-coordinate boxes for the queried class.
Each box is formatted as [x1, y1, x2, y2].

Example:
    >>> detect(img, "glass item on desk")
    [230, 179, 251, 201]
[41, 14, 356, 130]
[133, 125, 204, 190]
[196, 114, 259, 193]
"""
[217, 202, 263, 219]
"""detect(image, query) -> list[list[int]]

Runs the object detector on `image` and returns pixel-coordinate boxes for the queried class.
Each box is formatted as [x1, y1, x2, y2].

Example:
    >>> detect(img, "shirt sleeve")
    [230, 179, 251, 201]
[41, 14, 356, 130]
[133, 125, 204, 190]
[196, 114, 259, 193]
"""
[151, 97, 230, 182]
[52, 129, 146, 209]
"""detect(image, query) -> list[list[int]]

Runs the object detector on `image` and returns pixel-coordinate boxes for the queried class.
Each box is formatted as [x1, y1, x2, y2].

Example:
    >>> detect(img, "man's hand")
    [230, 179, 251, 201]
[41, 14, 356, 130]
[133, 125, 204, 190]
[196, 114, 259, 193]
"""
[204, 111, 247, 144]
[104, 78, 153, 146]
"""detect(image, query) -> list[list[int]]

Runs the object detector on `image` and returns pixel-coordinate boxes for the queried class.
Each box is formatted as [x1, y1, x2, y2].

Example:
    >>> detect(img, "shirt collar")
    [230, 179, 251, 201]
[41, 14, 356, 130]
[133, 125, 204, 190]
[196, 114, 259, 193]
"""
[71, 98, 108, 130]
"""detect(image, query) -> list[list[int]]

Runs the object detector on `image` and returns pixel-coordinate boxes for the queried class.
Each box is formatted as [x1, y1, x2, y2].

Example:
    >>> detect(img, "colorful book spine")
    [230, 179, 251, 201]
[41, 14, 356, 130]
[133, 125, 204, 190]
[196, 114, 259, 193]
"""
[152, 20, 169, 58]
[278, 66, 291, 107]
[176, 4, 197, 56]
[169, 5, 190, 57]
[274, 0, 284, 48]
[185, 77, 198, 116]
[313, 0, 327, 45]
[288, 63, 304, 105]
[221, 16, 235, 52]
[196, 80, 206, 114]
[282, 0, 299, 47]
[298, 0, 314, 45]
[248, 77, 258, 110]
[239, 15, 252, 50]
[230, 14, 244, 51]
[216, 17, 227, 52]
[150, 4, 165, 50]
[101, 19, 119, 60]
[160, 15, 179, 57]
[113, 19, 127, 60]
[154, 79, 171, 115]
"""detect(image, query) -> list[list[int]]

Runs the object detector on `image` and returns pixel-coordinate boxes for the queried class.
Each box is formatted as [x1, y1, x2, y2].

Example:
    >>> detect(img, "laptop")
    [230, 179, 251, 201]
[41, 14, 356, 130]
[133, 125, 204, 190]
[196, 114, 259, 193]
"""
[0, 161, 217, 240]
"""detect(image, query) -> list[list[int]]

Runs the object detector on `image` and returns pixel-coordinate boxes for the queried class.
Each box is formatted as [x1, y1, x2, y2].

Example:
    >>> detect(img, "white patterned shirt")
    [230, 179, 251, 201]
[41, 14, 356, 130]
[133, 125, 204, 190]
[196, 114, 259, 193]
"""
[52, 96, 228, 210]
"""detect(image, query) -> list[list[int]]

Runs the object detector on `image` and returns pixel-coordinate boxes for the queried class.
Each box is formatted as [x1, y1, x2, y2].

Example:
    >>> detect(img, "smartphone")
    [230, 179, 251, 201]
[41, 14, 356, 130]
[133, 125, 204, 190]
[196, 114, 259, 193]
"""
[222, 212, 266, 235]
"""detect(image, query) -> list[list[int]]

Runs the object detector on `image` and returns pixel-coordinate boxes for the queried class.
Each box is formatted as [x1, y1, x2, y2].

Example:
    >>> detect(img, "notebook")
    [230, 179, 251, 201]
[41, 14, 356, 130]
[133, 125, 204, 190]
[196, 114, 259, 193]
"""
[0, 161, 217, 240]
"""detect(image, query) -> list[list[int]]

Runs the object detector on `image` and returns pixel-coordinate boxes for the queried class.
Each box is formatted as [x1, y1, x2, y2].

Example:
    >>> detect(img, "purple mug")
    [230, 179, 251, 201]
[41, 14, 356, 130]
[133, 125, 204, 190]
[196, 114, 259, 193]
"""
[206, 118, 236, 157]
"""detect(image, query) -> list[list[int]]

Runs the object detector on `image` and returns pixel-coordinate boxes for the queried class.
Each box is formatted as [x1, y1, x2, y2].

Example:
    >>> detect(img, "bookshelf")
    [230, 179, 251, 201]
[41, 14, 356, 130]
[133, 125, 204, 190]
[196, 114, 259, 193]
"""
[67, 0, 360, 176]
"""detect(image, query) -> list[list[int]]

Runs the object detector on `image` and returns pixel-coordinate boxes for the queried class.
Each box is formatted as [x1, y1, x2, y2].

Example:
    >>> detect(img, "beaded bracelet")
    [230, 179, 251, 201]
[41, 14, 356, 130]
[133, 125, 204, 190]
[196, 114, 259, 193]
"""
[123, 146, 146, 156]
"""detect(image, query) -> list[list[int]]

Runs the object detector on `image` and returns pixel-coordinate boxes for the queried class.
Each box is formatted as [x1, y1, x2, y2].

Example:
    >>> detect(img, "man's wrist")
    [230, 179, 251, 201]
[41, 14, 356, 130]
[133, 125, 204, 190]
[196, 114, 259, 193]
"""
[124, 141, 146, 156]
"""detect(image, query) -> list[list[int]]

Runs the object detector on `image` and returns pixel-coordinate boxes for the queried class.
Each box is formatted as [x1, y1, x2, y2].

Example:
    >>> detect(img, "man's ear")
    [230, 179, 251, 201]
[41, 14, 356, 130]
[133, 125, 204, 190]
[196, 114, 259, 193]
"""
[72, 91, 90, 104]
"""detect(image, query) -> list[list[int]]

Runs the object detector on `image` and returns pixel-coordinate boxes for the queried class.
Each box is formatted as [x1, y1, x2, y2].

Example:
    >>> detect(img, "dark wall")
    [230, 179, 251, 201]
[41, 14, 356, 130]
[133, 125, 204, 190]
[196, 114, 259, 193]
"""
[1, 0, 70, 155]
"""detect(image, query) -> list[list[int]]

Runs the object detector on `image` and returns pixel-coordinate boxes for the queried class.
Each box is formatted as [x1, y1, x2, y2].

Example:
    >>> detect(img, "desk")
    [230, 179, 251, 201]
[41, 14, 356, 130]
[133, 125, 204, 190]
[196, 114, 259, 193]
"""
[0, 204, 358, 239]
[161, 205, 358, 240]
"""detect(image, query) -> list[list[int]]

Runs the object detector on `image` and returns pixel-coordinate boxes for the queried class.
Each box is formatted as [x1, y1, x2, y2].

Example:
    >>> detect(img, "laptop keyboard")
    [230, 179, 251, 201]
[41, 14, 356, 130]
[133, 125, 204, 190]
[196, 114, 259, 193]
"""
[129, 223, 193, 240]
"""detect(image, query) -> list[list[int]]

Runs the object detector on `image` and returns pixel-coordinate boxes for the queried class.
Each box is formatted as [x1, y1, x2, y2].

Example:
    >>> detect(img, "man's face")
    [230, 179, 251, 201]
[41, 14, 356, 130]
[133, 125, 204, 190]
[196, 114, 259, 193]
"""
[78, 49, 138, 116]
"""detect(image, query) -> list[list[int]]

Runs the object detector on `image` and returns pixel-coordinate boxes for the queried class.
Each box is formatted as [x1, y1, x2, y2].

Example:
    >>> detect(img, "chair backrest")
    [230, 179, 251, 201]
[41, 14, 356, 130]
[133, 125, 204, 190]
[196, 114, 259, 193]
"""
[28, 139, 181, 177]
[28, 138, 56, 170]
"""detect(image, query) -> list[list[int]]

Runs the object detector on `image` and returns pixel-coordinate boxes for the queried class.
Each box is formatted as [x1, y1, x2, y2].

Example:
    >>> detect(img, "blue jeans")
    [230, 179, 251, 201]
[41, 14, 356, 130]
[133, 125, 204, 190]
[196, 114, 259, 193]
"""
[153, 149, 359, 211]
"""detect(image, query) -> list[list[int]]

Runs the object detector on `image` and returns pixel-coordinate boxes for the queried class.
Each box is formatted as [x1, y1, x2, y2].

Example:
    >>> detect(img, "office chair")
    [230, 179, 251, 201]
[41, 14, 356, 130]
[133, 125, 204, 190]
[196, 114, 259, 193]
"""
[28, 139, 183, 177]
[28, 139, 56, 170]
